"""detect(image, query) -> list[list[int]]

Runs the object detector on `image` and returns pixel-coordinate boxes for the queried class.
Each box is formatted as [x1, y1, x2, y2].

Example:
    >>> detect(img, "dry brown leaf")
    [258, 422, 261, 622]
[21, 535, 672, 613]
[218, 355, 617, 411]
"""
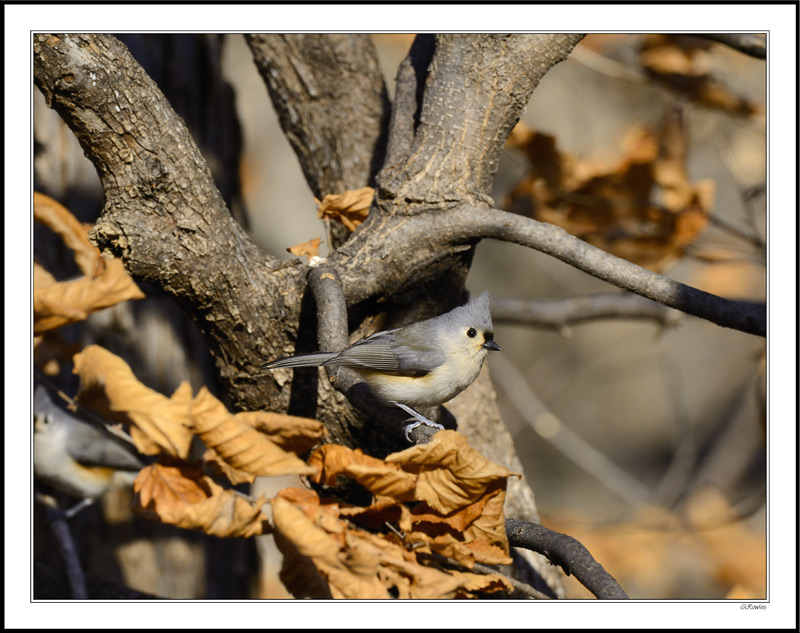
[33, 193, 144, 334]
[387, 430, 516, 515]
[133, 458, 270, 538]
[191, 387, 318, 480]
[33, 260, 58, 289]
[72, 345, 194, 458]
[315, 187, 374, 232]
[639, 35, 762, 116]
[34, 192, 97, 274]
[287, 237, 322, 261]
[236, 410, 325, 454]
[309, 444, 418, 502]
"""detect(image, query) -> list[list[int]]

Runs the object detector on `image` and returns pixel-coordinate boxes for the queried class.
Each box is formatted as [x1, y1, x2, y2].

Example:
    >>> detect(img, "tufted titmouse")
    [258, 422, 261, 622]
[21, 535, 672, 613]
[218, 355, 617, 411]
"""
[262, 291, 501, 440]
[33, 385, 144, 517]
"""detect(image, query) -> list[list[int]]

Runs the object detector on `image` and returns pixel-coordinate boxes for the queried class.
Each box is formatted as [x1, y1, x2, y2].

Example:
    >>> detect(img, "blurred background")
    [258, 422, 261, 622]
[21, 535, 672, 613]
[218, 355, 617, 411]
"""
[33, 33, 766, 600]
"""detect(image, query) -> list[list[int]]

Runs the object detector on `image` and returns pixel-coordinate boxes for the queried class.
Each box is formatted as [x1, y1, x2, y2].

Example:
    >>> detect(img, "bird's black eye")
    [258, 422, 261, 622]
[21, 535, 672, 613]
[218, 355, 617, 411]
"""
[467, 327, 477, 338]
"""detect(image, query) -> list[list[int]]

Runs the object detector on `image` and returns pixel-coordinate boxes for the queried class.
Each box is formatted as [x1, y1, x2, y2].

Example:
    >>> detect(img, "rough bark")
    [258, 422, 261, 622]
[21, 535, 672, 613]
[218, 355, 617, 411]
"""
[245, 34, 390, 200]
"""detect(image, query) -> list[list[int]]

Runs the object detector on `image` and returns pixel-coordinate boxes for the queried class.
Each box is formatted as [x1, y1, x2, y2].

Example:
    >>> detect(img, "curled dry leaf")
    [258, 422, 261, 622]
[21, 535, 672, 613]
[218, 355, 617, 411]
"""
[72, 345, 194, 458]
[133, 458, 270, 538]
[286, 237, 322, 263]
[33, 192, 144, 334]
[315, 186, 374, 232]
[271, 491, 514, 599]
[191, 387, 318, 481]
[236, 409, 325, 454]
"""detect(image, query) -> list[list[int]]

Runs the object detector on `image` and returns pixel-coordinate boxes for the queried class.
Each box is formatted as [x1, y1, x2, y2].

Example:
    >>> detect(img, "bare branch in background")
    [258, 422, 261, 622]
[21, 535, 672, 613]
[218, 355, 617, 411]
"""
[454, 206, 766, 337]
[491, 293, 684, 333]
[490, 353, 652, 506]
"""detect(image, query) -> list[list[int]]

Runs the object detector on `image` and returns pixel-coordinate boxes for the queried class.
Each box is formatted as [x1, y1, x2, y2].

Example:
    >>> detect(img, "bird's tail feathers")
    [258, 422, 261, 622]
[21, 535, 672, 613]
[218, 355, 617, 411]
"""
[262, 352, 339, 370]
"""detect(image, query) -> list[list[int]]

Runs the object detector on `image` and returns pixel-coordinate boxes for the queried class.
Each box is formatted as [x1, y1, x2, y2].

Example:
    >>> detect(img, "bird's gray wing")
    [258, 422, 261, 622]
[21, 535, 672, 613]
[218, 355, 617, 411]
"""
[35, 385, 143, 470]
[332, 329, 445, 377]
[64, 420, 144, 471]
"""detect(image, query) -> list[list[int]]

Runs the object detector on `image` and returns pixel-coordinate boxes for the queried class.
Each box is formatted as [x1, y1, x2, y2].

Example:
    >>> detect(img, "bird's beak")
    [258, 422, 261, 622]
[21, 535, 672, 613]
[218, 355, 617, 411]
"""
[483, 340, 501, 352]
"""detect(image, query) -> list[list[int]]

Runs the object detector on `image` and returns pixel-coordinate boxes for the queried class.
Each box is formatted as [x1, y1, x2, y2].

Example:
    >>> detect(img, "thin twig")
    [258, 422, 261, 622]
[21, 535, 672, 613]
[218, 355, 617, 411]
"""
[491, 293, 683, 333]
[416, 552, 552, 600]
[42, 505, 88, 599]
[490, 353, 652, 506]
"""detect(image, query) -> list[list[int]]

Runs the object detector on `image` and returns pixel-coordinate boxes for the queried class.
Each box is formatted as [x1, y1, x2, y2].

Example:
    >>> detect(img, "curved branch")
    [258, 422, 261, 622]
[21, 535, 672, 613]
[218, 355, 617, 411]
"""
[506, 519, 629, 600]
[333, 204, 764, 337]
[492, 293, 684, 332]
[458, 207, 766, 336]
[696, 33, 766, 59]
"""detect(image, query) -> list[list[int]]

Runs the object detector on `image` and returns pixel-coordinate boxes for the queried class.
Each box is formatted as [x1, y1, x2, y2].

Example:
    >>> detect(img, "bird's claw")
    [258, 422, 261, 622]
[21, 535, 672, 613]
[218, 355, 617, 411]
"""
[395, 403, 445, 442]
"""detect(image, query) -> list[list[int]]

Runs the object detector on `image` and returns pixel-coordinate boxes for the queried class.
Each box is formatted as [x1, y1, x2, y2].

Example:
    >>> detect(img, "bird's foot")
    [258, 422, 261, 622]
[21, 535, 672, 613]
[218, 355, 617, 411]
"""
[395, 403, 445, 442]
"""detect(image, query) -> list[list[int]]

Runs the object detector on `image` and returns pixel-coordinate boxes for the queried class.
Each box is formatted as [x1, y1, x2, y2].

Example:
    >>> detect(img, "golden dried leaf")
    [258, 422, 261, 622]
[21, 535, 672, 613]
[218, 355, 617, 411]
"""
[72, 345, 194, 457]
[34, 261, 57, 290]
[387, 430, 516, 515]
[34, 192, 97, 274]
[309, 444, 418, 501]
[315, 187, 374, 232]
[133, 459, 270, 538]
[191, 387, 317, 479]
[236, 410, 325, 454]
[33, 193, 144, 334]
[287, 237, 321, 261]
[639, 35, 762, 116]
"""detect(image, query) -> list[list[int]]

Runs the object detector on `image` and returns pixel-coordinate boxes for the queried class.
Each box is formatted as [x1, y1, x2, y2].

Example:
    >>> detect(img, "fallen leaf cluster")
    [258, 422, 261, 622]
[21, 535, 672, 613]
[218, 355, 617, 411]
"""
[68, 347, 520, 597]
[270, 431, 520, 599]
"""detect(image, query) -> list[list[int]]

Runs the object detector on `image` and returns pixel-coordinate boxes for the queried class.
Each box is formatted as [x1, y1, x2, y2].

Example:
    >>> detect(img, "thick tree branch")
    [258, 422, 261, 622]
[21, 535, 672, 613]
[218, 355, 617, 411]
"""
[377, 34, 584, 208]
[506, 519, 629, 600]
[33, 33, 302, 410]
[382, 34, 436, 168]
[245, 34, 391, 199]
